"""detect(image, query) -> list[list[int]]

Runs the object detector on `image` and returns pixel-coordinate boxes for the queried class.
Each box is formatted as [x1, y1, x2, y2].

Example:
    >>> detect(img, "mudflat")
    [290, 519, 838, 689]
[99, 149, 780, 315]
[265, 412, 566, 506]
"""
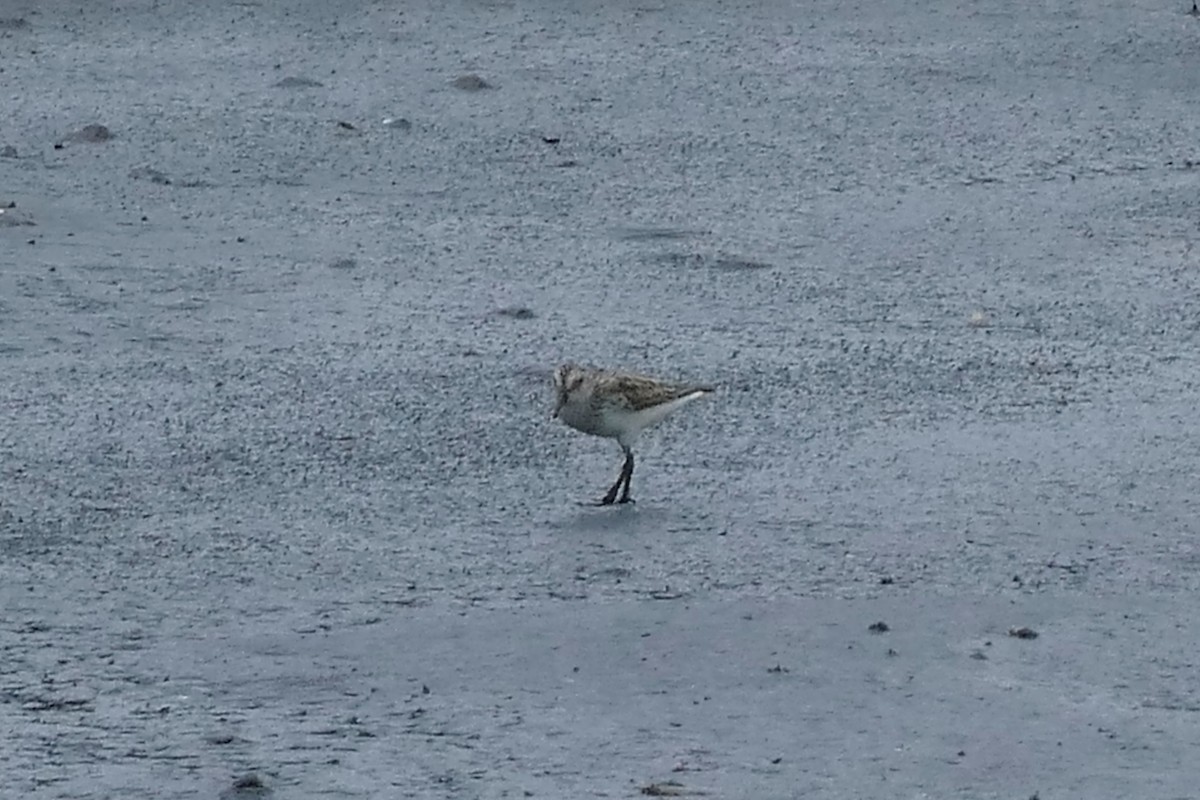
[4, 1, 1200, 797]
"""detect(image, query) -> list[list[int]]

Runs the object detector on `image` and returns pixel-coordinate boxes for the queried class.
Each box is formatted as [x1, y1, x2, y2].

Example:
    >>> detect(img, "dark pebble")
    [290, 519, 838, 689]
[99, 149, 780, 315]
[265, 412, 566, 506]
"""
[274, 76, 323, 89]
[66, 123, 113, 143]
[452, 74, 491, 91]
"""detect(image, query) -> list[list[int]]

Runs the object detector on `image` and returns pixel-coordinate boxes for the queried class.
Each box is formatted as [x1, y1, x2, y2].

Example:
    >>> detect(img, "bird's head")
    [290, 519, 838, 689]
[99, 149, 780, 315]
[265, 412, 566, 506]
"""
[552, 363, 586, 418]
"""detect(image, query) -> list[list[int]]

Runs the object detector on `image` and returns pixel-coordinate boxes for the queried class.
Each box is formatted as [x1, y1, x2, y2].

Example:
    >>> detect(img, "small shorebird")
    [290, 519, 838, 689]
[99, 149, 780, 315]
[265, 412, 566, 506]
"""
[552, 363, 714, 505]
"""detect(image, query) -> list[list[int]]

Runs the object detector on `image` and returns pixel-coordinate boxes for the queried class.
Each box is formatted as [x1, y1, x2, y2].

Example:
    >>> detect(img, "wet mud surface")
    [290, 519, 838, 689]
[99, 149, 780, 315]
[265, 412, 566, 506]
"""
[4, 0, 1200, 797]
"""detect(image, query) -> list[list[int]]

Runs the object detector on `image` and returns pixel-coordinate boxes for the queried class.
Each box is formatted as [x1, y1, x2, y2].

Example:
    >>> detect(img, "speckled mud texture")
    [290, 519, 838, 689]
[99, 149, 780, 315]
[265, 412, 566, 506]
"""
[4, 1, 1200, 797]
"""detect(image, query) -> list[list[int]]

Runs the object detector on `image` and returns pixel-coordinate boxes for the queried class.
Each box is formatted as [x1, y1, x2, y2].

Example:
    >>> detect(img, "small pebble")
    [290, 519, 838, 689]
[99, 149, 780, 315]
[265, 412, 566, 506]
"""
[67, 123, 113, 143]
[452, 73, 491, 91]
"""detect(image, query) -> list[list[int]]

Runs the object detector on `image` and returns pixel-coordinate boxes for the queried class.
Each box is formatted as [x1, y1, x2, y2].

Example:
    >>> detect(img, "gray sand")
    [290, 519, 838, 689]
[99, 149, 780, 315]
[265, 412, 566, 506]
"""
[3, 0, 1200, 797]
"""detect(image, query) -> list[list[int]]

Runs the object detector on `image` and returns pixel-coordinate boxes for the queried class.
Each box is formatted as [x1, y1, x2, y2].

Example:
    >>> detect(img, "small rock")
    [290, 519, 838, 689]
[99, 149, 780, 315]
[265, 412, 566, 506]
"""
[968, 310, 991, 328]
[329, 258, 357, 270]
[1008, 626, 1039, 640]
[0, 17, 29, 29]
[65, 123, 113, 143]
[496, 306, 536, 320]
[0, 145, 17, 158]
[274, 76, 323, 89]
[868, 621, 890, 633]
[766, 664, 789, 674]
[970, 650, 988, 660]
[232, 773, 264, 790]
[640, 782, 686, 797]
[452, 73, 491, 91]
[382, 117, 412, 130]
[542, 136, 561, 144]
[335, 120, 356, 131]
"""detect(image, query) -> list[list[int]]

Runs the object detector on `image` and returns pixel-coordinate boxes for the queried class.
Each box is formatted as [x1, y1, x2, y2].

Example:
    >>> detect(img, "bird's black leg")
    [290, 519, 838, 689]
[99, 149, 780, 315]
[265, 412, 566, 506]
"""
[600, 447, 634, 505]
[618, 448, 635, 504]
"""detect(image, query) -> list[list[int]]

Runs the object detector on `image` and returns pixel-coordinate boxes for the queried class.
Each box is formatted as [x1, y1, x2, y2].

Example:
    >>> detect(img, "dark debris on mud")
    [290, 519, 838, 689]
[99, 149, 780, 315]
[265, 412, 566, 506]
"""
[273, 75, 324, 89]
[60, 123, 113, 145]
[452, 73, 492, 91]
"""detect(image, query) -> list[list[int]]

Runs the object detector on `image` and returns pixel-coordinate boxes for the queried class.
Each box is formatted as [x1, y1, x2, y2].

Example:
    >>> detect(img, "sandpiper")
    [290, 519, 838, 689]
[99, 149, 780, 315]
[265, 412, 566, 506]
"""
[552, 363, 713, 505]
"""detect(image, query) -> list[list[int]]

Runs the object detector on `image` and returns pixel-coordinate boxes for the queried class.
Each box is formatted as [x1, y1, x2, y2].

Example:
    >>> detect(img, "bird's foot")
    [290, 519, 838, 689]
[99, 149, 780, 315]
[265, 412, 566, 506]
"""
[618, 496, 635, 505]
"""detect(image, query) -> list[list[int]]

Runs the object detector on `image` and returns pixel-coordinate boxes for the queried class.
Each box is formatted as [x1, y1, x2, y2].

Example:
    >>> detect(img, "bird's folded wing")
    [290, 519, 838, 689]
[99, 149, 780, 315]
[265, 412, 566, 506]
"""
[605, 374, 710, 411]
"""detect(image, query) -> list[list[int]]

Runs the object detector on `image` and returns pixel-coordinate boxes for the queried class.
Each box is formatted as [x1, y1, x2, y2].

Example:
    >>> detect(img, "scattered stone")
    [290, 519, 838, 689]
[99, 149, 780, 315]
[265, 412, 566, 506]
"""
[1008, 626, 1039, 640]
[542, 136, 561, 144]
[329, 257, 357, 270]
[129, 166, 171, 185]
[335, 120, 356, 131]
[878, 576, 894, 585]
[496, 306, 536, 320]
[640, 782, 687, 797]
[0, 145, 16, 158]
[205, 733, 237, 745]
[970, 650, 988, 660]
[554, 159, 580, 168]
[868, 621, 890, 633]
[382, 117, 412, 130]
[274, 76, 323, 89]
[63, 123, 113, 144]
[452, 73, 491, 91]
[766, 664, 789, 674]
[231, 773, 265, 790]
